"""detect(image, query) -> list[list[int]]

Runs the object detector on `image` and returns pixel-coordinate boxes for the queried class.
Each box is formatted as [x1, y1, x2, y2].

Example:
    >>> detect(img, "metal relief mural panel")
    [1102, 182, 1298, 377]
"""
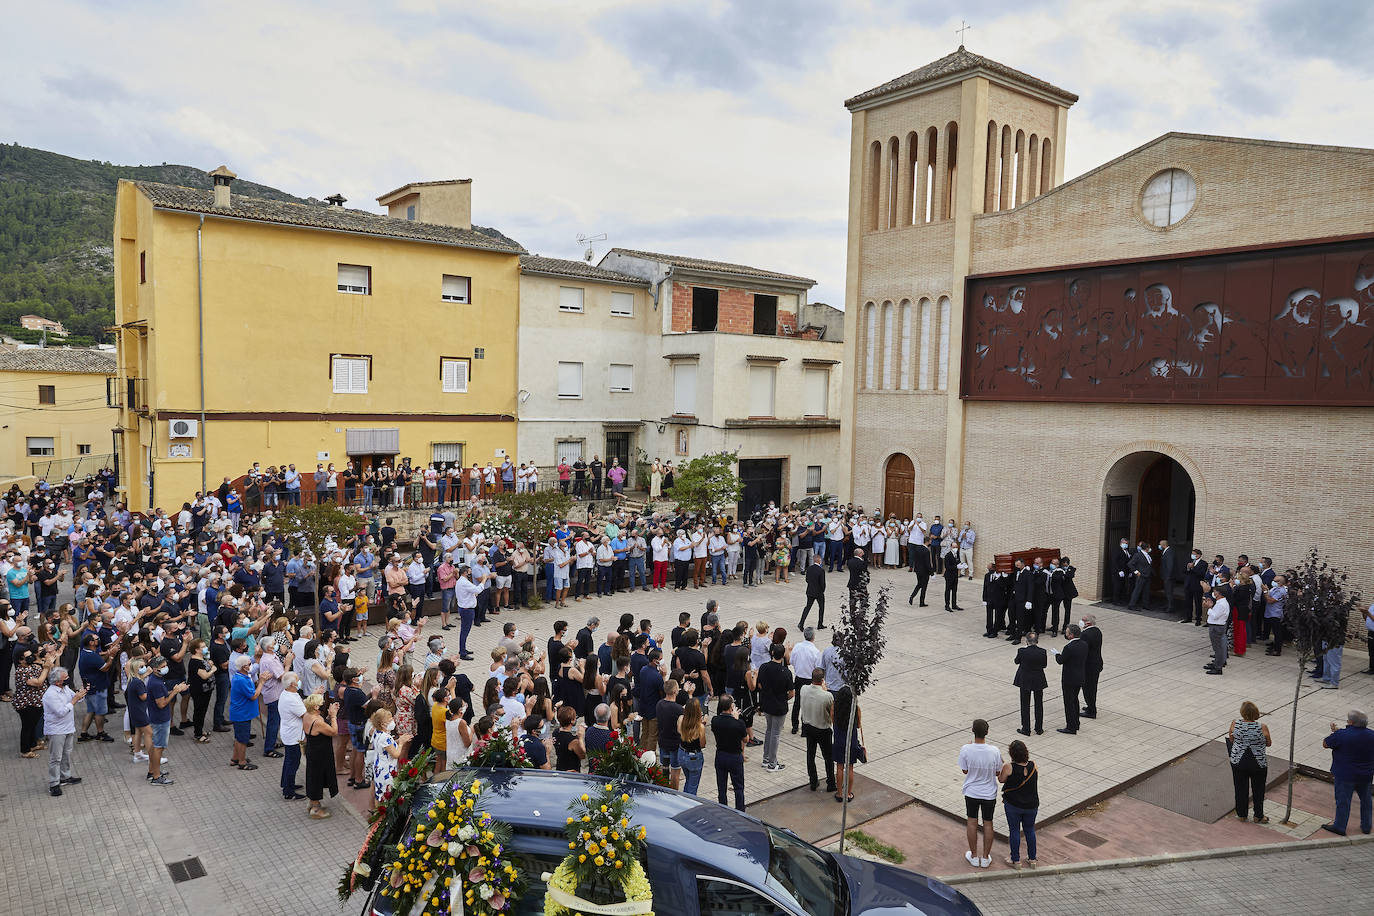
[963, 239, 1374, 404]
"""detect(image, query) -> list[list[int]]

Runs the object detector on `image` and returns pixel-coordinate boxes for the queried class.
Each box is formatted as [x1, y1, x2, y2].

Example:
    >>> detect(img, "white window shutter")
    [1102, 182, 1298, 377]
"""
[338, 264, 369, 293]
[442, 359, 468, 393]
[559, 287, 584, 312]
[351, 358, 368, 393]
[558, 361, 583, 397]
[611, 292, 634, 316]
[804, 368, 828, 416]
[609, 364, 633, 392]
[748, 365, 776, 417]
[442, 275, 470, 302]
[673, 363, 697, 415]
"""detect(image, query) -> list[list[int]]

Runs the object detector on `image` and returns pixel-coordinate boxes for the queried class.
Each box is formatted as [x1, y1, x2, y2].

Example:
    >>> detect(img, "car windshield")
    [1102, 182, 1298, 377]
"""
[764, 826, 845, 916]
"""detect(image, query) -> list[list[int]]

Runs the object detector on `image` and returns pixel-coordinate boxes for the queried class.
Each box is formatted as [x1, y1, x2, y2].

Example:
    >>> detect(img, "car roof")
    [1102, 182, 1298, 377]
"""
[414, 769, 772, 884]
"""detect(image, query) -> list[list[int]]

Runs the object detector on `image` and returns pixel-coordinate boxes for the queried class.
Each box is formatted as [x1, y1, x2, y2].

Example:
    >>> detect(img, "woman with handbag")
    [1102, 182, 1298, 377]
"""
[998, 740, 1039, 868]
[1228, 701, 1272, 822]
[832, 685, 864, 803]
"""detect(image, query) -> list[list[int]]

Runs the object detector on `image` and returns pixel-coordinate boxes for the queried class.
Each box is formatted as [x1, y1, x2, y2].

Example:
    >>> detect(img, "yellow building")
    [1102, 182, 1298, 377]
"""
[0, 348, 116, 479]
[112, 170, 524, 511]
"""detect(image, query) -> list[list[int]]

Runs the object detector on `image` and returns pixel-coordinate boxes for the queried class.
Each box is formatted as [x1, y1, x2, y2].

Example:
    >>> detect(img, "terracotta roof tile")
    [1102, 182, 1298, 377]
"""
[845, 46, 1077, 109]
[606, 249, 815, 287]
[519, 255, 648, 285]
[0, 348, 116, 374]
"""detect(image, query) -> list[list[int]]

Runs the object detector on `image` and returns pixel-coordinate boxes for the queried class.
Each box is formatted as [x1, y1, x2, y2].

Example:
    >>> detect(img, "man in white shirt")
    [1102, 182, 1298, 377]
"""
[277, 672, 307, 800]
[454, 565, 487, 659]
[43, 666, 89, 796]
[788, 627, 822, 735]
[671, 530, 693, 591]
[573, 535, 594, 600]
[957, 718, 1003, 868]
[825, 517, 845, 572]
[1204, 588, 1231, 674]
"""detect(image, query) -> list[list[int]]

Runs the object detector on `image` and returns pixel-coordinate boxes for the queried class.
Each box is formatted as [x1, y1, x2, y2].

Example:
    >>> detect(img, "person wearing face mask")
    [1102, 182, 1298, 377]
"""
[186, 639, 215, 742]
[1156, 539, 1178, 617]
[1182, 548, 1209, 625]
[1112, 538, 1134, 606]
[1126, 541, 1153, 611]
[5, 555, 32, 617]
[41, 666, 89, 796]
[1045, 560, 1065, 637]
[146, 659, 186, 785]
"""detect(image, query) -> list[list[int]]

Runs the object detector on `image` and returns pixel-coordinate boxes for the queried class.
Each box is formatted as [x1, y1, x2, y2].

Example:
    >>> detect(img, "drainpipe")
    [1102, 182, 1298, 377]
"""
[197, 215, 207, 493]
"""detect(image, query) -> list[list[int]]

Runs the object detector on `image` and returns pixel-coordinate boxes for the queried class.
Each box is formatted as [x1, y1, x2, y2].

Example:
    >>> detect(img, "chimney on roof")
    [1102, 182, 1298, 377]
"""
[376, 179, 472, 231]
[208, 165, 236, 208]
[325, 193, 347, 208]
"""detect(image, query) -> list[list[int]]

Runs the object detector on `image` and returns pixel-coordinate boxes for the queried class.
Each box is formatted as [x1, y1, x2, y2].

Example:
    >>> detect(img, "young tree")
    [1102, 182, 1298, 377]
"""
[663, 451, 742, 518]
[834, 580, 890, 852]
[1279, 548, 1364, 825]
[491, 489, 573, 542]
[274, 504, 364, 562]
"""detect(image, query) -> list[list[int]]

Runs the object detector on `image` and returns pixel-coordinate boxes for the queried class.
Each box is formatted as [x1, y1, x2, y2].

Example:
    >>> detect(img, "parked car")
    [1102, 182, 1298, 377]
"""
[366, 769, 980, 916]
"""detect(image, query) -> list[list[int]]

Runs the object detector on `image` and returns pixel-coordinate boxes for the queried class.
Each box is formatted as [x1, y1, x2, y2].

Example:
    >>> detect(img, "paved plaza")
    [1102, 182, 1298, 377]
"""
[1, 563, 1369, 916]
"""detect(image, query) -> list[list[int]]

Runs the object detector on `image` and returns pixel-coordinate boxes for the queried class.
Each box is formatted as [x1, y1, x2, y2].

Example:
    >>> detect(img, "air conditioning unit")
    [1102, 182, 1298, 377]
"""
[169, 419, 199, 439]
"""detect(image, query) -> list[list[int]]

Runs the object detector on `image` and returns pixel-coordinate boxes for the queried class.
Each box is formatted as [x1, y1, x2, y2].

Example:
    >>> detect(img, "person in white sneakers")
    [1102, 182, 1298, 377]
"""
[958, 718, 1004, 868]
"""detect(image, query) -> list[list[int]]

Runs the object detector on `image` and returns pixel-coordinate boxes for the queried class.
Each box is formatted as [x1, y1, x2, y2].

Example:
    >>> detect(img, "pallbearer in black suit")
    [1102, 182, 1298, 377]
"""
[1078, 613, 1103, 719]
[1058, 557, 1079, 633]
[982, 564, 1006, 638]
[1047, 558, 1065, 637]
[1013, 633, 1047, 735]
[799, 553, 826, 630]
[1008, 559, 1033, 645]
[908, 540, 932, 607]
[942, 545, 962, 611]
[1127, 542, 1153, 610]
[1113, 538, 1134, 605]
[1053, 624, 1088, 734]
[1157, 539, 1178, 617]
[1030, 558, 1051, 635]
[1183, 548, 1208, 624]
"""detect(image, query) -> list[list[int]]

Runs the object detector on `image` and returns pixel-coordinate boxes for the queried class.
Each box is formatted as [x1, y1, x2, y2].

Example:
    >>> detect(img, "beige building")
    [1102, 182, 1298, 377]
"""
[516, 250, 845, 510]
[0, 348, 116, 479]
[839, 46, 1374, 601]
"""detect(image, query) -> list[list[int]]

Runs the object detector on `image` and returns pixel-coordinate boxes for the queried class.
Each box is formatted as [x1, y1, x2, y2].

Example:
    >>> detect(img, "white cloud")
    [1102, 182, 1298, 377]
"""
[2, 0, 1371, 308]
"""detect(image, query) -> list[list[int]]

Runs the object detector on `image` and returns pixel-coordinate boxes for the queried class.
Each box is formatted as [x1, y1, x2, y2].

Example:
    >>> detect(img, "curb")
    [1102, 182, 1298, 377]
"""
[939, 831, 1374, 885]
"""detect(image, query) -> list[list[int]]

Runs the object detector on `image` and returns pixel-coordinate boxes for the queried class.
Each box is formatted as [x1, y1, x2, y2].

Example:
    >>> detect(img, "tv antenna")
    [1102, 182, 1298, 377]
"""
[577, 233, 607, 262]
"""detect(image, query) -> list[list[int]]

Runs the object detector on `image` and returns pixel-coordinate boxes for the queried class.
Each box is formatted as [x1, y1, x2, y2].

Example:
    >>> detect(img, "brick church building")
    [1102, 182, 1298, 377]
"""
[837, 46, 1374, 601]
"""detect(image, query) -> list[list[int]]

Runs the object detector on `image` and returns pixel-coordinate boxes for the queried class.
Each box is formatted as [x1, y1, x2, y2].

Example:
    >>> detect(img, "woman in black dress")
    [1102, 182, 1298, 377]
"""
[832, 685, 863, 803]
[580, 655, 605, 726]
[187, 639, 215, 742]
[552, 704, 585, 772]
[302, 693, 339, 819]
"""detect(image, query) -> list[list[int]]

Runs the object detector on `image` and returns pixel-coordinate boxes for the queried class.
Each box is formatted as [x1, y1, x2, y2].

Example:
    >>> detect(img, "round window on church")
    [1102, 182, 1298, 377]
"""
[1139, 168, 1197, 228]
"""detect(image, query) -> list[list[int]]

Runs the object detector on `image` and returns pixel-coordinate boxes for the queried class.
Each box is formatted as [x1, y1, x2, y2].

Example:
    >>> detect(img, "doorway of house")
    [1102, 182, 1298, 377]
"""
[882, 453, 915, 520]
[738, 458, 783, 519]
[605, 432, 631, 487]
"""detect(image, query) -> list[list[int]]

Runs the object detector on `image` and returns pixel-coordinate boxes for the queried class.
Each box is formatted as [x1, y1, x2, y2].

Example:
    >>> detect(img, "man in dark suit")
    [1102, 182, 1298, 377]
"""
[1013, 633, 1047, 735]
[1157, 539, 1178, 617]
[1031, 559, 1051, 634]
[1183, 548, 1208, 624]
[1054, 624, 1088, 734]
[908, 539, 932, 607]
[1008, 559, 1033, 645]
[1127, 542, 1153, 610]
[981, 564, 1005, 638]
[799, 554, 826, 629]
[1112, 538, 1134, 605]
[1079, 613, 1104, 718]
[845, 549, 868, 612]
[942, 543, 962, 611]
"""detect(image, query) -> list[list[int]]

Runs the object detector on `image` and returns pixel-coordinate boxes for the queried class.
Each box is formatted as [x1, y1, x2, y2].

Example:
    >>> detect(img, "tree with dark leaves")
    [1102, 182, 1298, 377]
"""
[1279, 548, 1363, 825]
[834, 580, 890, 852]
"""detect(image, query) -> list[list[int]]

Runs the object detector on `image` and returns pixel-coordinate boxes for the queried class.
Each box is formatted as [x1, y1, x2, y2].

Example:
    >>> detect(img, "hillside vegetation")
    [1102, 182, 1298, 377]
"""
[0, 143, 312, 343]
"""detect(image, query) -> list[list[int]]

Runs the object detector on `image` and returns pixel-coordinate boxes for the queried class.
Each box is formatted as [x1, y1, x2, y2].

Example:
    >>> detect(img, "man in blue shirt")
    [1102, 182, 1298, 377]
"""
[76, 634, 115, 742]
[262, 553, 285, 604]
[233, 560, 261, 592]
[1321, 709, 1374, 836]
[228, 656, 260, 770]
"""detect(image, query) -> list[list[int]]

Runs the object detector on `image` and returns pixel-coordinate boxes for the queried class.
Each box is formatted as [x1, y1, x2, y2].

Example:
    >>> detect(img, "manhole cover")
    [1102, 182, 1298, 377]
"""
[1065, 829, 1107, 849]
[166, 857, 207, 883]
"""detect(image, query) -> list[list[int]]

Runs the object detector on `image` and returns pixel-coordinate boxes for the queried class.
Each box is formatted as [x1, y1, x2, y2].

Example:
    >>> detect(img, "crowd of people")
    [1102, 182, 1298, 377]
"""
[1, 469, 1371, 869]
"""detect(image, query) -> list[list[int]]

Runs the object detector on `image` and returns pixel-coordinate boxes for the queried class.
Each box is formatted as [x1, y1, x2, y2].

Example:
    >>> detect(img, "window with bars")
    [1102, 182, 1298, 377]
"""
[432, 442, 463, 465]
[441, 274, 471, 303]
[608, 363, 634, 392]
[441, 358, 470, 393]
[337, 264, 371, 294]
[807, 465, 822, 494]
[331, 355, 369, 393]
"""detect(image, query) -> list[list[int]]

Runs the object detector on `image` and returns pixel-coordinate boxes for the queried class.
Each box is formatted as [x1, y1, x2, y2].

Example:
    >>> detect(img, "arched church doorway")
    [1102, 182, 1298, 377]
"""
[1102, 452, 1196, 602]
[883, 453, 915, 520]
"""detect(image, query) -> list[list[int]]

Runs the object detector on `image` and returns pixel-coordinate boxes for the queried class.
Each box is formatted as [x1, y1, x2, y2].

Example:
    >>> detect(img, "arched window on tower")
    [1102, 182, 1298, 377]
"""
[1041, 137, 1053, 192]
[867, 141, 882, 231]
[937, 296, 952, 389]
[1012, 129, 1024, 207]
[943, 122, 958, 220]
[863, 302, 877, 388]
[924, 127, 939, 223]
[887, 138, 899, 229]
[999, 124, 1012, 211]
[899, 300, 913, 388]
[1027, 134, 1040, 199]
[904, 131, 920, 226]
[984, 120, 999, 213]
[918, 297, 933, 389]
[881, 301, 895, 388]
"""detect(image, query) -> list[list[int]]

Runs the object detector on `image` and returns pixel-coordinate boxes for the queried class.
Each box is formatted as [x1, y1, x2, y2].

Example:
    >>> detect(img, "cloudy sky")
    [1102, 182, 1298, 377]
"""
[4, 0, 1371, 305]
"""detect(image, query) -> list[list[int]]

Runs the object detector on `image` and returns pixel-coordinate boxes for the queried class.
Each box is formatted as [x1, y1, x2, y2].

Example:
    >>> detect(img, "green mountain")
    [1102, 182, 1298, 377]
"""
[0, 143, 314, 343]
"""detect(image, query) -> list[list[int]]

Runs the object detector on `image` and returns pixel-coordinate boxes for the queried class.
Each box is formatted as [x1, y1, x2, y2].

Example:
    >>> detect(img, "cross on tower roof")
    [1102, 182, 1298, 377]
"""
[956, 19, 971, 46]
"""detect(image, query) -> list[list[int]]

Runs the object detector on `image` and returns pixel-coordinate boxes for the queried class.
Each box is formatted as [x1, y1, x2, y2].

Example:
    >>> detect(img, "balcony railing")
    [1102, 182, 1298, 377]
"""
[109, 377, 149, 412]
